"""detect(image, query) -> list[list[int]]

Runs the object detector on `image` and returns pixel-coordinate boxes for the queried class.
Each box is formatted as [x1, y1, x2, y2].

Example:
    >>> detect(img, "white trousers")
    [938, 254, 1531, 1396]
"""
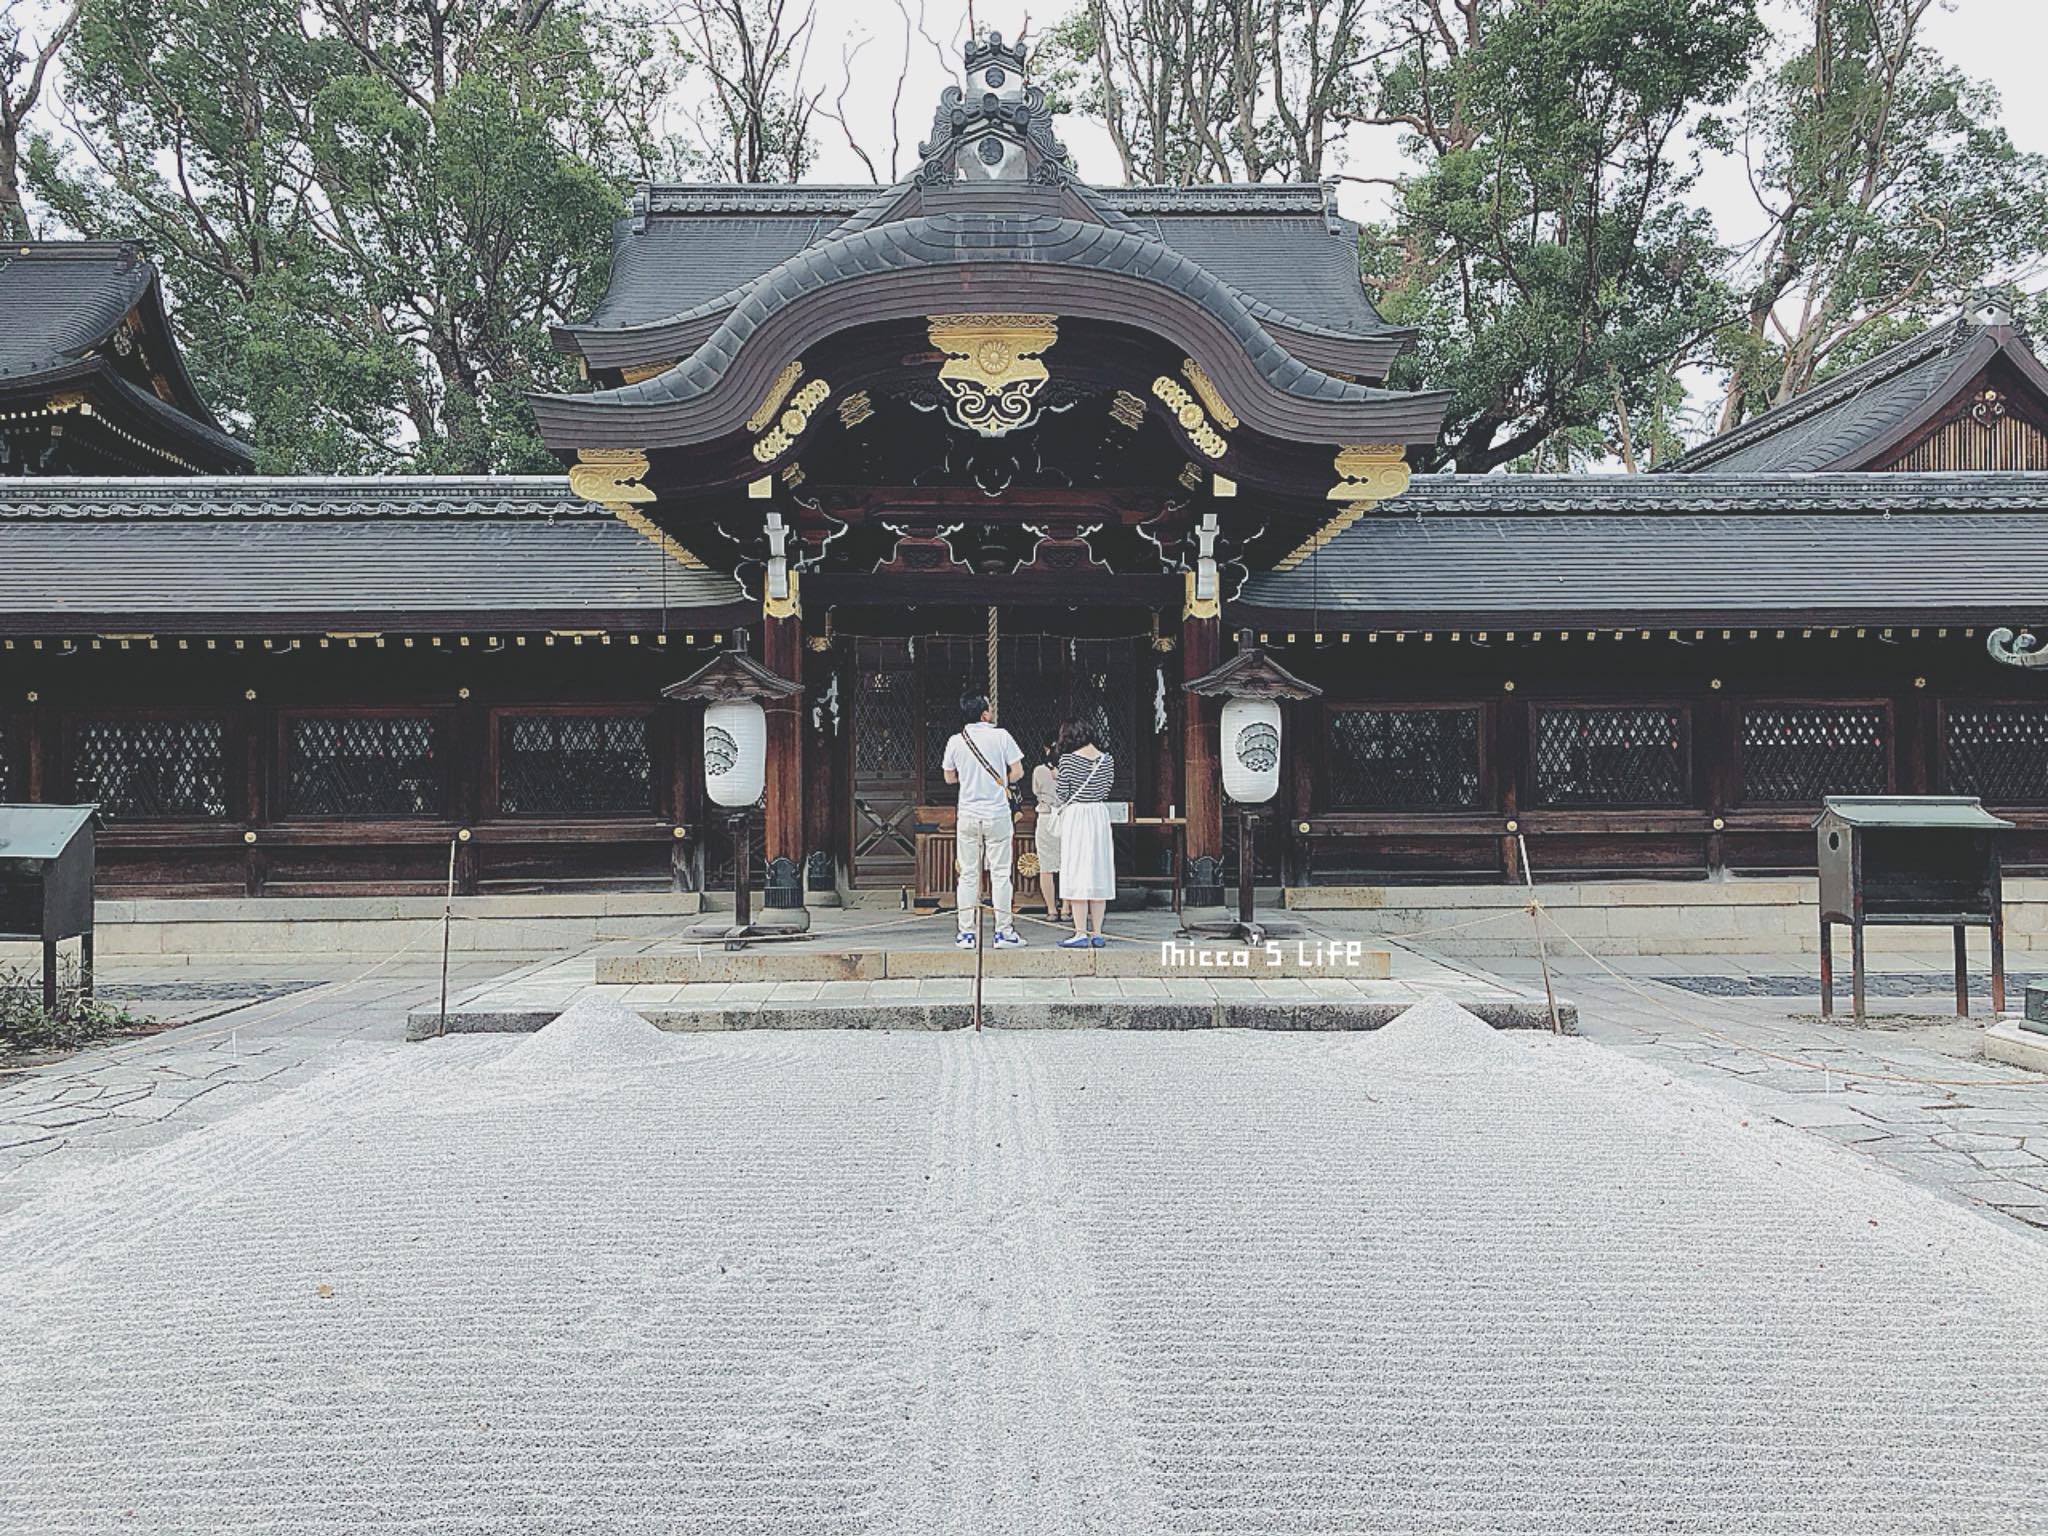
[955, 812, 1014, 933]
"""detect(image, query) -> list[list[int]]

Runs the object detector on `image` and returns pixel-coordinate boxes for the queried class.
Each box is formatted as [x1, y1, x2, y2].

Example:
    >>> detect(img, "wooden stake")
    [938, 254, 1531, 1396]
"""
[1518, 833, 1562, 1035]
[437, 835, 456, 1038]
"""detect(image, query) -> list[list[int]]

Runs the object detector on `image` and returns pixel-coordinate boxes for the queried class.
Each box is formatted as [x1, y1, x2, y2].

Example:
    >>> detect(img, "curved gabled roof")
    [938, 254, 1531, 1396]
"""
[557, 180, 1413, 381]
[534, 207, 1447, 451]
[1661, 312, 2048, 475]
[0, 241, 253, 473]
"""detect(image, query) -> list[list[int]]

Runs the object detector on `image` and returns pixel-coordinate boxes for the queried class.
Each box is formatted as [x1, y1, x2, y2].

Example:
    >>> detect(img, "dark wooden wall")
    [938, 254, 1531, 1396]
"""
[1269, 628, 2048, 884]
[0, 639, 709, 897]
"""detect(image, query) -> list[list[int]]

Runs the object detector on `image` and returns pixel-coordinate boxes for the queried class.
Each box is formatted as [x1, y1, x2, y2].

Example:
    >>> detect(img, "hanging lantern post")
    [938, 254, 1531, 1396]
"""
[663, 633, 806, 948]
[1181, 632, 1321, 945]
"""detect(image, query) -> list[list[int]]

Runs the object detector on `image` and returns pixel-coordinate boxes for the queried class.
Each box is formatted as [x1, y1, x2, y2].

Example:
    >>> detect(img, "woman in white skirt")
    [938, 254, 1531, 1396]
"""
[1029, 735, 1066, 921]
[1053, 719, 1116, 948]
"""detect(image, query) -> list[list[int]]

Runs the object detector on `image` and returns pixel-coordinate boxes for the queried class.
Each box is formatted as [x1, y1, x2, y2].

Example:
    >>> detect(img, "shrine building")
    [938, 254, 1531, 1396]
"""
[4, 35, 2048, 910]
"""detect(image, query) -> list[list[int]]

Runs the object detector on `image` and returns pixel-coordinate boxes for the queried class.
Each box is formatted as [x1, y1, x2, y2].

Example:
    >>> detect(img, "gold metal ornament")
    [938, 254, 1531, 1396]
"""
[1151, 376, 1226, 459]
[1328, 443, 1410, 502]
[764, 569, 801, 621]
[610, 505, 707, 570]
[1183, 570, 1219, 621]
[926, 313, 1058, 436]
[752, 377, 830, 463]
[1180, 358, 1240, 430]
[619, 359, 677, 385]
[746, 362, 806, 434]
[1274, 446, 1413, 571]
[569, 448, 655, 505]
[837, 390, 875, 429]
[1109, 390, 1146, 431]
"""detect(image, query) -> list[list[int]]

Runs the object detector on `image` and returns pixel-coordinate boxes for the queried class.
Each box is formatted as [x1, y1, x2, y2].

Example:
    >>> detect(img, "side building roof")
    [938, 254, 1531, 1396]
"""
[0, 477, 743, 635]
[0, 242, 254, 474]
[1241, 471, 2048, 628]
[1661, 307, 2048, 475]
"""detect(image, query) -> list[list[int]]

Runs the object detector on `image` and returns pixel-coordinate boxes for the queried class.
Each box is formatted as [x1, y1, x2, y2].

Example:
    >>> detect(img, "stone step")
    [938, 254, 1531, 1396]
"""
[594, 938, 1393, 984]
[408, 996, 1572, 1040]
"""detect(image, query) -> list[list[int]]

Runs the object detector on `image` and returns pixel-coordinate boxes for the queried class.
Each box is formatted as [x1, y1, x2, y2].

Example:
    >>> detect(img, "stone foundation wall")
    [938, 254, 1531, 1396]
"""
[1286, 878, 2048, 957]
[0, 892, 703, 968]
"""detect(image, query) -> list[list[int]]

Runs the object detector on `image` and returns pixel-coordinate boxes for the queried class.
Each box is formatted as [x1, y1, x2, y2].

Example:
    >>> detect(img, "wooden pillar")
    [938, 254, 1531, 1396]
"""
[673, 696, 707, 893]
[25, 690, 47, 801]
[761, 600, 804, 909]
[450, 685, 484, 896]
[801, 629, 840, 898]
[1699, 688, 1735, 877]
[1498, 691, 1527, 882]
[241, 689, 267, 897]
[667, 698, 693, 892]
[1182, 582, 1224, 906]
[1282, 693, 1319, 888]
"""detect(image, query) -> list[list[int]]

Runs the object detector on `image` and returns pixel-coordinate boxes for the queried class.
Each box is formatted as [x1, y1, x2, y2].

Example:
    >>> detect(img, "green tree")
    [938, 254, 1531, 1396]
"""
[1361, 0, 1763, 473]
[1037, 0, 1374, 185]
[1707, 0, 2048, 430]
[0, 0, 80, 238]
[31, 0, 659, 472]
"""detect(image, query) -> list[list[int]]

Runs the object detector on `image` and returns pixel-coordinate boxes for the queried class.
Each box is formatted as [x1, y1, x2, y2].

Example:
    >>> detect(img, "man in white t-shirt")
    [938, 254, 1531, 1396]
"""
[942, 692, 1027, 949]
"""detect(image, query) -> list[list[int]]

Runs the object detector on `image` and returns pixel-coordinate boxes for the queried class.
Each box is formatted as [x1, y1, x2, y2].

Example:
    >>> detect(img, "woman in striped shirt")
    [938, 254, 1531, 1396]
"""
[1053, 718, 1116, 948]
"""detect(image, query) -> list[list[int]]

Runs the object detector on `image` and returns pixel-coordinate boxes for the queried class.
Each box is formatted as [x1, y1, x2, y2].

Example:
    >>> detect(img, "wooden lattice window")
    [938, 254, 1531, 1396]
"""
[1328, 707, 1483, 811]
[73, 716, 229, 820]
[497, 713, 654, 816]
[286, 714, 443, 818]
[1945, 703, 2048, 804]
[1532, 706, 1688, 808]
[1738, 703, 1889, 805]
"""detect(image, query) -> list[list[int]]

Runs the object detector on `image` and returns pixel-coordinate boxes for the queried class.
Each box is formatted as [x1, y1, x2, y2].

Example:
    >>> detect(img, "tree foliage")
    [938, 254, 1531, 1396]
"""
[0, 0, 80, 237]
[30, 0, 663, 472]
[1361, 0, 1764, 473]
[1037, 0, 1375, 184]
[1708, 0, 2048, 430]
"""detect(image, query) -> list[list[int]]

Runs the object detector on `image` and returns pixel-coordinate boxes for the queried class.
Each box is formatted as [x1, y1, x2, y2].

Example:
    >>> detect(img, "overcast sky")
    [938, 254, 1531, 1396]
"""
[790, 0, 2048, 279]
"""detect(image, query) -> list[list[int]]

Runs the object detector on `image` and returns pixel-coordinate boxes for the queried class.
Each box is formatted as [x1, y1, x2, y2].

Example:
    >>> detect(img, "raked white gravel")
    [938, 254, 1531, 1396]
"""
[3, 999, 2047, 1534]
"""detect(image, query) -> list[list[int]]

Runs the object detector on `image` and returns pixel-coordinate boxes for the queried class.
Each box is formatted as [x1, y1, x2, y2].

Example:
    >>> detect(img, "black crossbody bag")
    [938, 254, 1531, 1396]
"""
[956, 726, 1020, 813]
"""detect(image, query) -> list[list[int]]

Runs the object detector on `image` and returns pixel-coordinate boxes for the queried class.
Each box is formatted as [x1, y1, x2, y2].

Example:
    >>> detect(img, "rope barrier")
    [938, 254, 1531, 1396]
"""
[1526, 900, 2048, 1091]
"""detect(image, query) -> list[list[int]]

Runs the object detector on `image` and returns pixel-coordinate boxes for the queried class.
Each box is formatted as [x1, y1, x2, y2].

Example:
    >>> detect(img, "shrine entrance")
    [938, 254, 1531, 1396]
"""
[844, 611, 1153, 888]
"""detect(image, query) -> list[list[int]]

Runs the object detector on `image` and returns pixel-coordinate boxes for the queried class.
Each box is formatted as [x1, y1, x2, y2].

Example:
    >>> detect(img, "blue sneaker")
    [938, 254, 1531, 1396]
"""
[955, 930, 978, 950]
[1057, 934, 1092, 949]
[1090, 935, 1108, 948]
[993, 929, 1027, 949]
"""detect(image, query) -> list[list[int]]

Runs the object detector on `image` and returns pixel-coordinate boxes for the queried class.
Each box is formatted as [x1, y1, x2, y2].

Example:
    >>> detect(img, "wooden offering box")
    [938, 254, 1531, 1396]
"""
[1814, 796, 2012, 1019]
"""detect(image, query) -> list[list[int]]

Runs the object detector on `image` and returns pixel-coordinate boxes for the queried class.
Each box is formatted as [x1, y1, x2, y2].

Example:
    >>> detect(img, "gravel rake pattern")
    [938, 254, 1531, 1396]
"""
[3, 1006, 2048, 1533]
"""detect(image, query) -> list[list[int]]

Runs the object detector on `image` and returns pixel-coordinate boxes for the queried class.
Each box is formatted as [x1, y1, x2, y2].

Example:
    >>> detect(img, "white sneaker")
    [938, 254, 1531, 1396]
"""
[955, 930, 978, 950]
[993, 929, 1027, 949]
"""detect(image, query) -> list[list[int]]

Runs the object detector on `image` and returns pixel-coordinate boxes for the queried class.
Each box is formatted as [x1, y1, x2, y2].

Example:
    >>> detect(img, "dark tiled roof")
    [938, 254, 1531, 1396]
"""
[535, 210, 1449, 450]
[579, 179, 1394, 344]
[0, 241, 254, 472]
[0, 477, 741, 628]
[0, 241, 153, 381]
[1242, 471, 2048, 623]
[1661, 316, 2046, 475]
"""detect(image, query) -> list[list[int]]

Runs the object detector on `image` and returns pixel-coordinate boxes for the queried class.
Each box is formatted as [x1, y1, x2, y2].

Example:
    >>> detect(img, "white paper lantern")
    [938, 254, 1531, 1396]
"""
[1220, 696, 1282, 804]
[703, 699, 767, 808]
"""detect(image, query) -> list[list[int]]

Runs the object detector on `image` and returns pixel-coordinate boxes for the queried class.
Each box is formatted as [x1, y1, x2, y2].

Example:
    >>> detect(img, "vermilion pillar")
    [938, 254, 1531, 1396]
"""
[1182, 580, 1224, 905]
[761, 597, 805, 909]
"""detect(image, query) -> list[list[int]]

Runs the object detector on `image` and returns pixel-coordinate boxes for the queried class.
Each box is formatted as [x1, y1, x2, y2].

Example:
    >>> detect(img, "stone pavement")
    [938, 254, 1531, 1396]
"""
[1459, 946, 2048, 1236]
[0, 957, 518, 1220]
